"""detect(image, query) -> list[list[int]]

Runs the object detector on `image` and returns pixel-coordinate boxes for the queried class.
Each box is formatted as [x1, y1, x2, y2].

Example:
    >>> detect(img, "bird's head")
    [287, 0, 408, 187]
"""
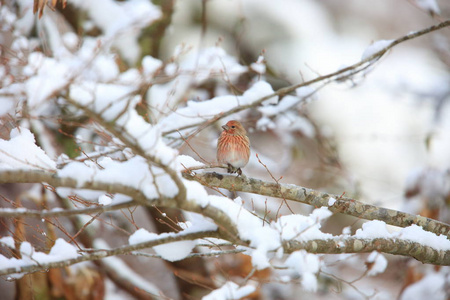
[222, 120, 247, 135]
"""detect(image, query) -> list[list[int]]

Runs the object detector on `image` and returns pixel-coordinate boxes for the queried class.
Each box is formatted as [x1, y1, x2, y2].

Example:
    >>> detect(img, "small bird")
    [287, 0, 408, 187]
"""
[217, 120, 250, 176]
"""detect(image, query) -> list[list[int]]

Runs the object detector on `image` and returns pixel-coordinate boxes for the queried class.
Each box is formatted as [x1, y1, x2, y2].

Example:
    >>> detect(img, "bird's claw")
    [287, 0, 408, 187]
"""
[227, 164, 243, 176]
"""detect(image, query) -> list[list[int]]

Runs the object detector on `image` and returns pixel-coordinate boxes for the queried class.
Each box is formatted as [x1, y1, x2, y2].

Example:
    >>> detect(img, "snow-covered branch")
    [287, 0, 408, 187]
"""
[185, 171, 450, 238]
[0, 230, 220, 277]
[285, 237, 450, 266]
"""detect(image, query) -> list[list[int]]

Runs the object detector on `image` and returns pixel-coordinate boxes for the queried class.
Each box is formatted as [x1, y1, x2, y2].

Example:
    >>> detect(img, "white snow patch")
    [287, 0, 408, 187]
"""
[328, 197, 336, 206]
[159, 81, 275, 134]
[366, 251, 388, 276]
[400, 272, 447, 300]
[0, 236, 15, 248]
[58, 156, 178, 199]
[414, 0, 440, 15]
[250, 55, 266, 74]
[129, 228, 159, 245]
[185, 179, 210, 207]
[98, 194, 112, 205]
[361, 39, 394, 61]
[142, 55, 162, 78]
[273, 207, 332, 241]
[203, 281, 255, 300]
[153, 240, 196, 262]
[285, 250, 321, 292]
[0, 127, 56, 170]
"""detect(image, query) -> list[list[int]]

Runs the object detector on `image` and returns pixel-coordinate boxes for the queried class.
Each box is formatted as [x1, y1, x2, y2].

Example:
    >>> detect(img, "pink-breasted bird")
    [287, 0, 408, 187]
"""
[217, 120, 250, 175]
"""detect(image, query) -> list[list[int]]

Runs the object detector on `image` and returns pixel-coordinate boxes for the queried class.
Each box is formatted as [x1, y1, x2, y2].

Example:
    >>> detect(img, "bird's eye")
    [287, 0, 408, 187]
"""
[231, 126, 235, 128]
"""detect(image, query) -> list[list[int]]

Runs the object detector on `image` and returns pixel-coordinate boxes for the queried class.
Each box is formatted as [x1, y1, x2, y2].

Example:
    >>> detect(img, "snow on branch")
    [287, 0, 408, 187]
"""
[0, 168, 449, 268]
[185, 172, 450, 238]
[0, 230, 220, 277]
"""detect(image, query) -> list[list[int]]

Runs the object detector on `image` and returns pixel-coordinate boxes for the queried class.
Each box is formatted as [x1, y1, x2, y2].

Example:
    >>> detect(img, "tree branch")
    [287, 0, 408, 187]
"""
[0, 230, 221, 277]
[285, 237, 450, 266]
[184, 172, 450, 238]
[0, 169, 240, 241]
[0, 200, 139, 218]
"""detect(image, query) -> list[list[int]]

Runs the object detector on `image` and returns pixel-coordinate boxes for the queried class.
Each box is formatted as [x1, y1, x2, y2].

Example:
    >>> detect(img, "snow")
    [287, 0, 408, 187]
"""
[69, 82, 138, 121]
[355, 221, 450, 251]
[0, 238, 78, 279]
[250, 55, 266, 74]
[58, 156, 179, 198]
[159, 81, 276, 134]
[354, 220, 392, 238]
[202, 281, 255, 300]
[295, 86, 316, 98]
[273, 207, 333, 241]
[48, 239, 79, 260]
[414, 0, 440, 15]
[62, 32, 79, 50]
[25, 54, 71, 110]
[204, 195, 282, 269]
[250, 81, 278, 106]
[69, 0, 162, 65]
[0, 236, 15, 249]
[256, 116, 276, 131]
[141, 55, 163, 77]
[397, 224, 450, 251]
[279, 113, 316, 138]
[180, 214, 218, 233]
[361, 39, 394, 61]
[328, 197, 336, 206]
[0, 5, 16, 30]
[185, 179, 210, 207]
[285, 250, 321, 292]
[128, 229, 196, 262]
[0, 127, 56, 170]
[258, 95, 298, 117]
[129, 228, 159, 245]
[400, 272, 447, 300]
[153, 240, 196, 262]
[98, 194, 112, 205]
[181, 47, 248, 83]
[366, 251, 388, 276]
[175, 155, 205, 171]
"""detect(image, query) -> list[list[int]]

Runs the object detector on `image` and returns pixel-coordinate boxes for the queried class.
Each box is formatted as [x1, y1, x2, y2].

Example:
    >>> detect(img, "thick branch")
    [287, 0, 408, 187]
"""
[285, 237, 450, 266]
[1, 170, 449, 269]
[0, 169, 239, 240]
[184, 172, 450, 238]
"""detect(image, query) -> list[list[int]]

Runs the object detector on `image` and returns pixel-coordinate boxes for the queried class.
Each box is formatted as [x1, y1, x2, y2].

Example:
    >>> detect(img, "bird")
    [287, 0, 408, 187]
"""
[217, 120, 250, 176]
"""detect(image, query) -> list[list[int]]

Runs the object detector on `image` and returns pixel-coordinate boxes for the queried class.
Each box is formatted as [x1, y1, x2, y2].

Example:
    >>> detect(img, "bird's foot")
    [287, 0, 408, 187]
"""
[227, 164, 243, 176]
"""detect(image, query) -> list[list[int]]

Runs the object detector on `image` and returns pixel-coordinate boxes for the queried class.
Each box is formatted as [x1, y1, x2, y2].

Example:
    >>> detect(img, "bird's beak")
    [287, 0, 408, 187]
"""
[222, 125, 229, 131]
